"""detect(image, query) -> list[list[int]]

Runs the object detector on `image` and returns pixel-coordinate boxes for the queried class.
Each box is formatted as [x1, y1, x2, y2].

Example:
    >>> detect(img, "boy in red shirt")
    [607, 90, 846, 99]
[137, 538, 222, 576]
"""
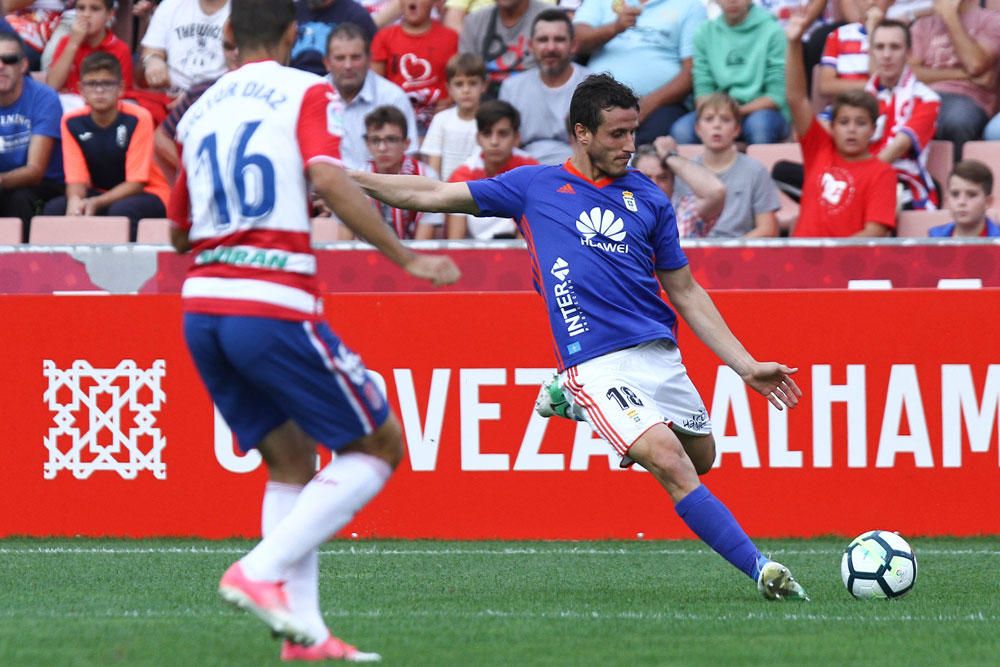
[785, 14, 896, 237]
[447, 99, 538, 239]
[46, 0, 133, 98]
[371, 0, 459, 136]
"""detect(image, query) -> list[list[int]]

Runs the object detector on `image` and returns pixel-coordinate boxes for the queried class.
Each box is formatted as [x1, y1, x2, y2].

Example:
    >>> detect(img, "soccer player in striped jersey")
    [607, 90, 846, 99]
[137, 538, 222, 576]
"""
[168, 0, 459, 660]
[350, 73, 810, 602]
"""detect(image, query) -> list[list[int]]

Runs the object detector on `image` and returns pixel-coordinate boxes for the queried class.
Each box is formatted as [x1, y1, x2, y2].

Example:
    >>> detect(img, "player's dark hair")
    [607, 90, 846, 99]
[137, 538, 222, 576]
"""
[326, 22, 370, 56]
[950, 159, 993, 196]
[0, 32, 26, 60]
[831, 90, 879, 124]
[531, 8, 574, 41]
[364, 105, 409, 139]
[569, 73, 639, 134]
[871, 19, 911, 49]
[445, 52, 486, 82]
[80, 51, 121, 80]
[476, 99, 520, 134]
[230, 0, 295, 51]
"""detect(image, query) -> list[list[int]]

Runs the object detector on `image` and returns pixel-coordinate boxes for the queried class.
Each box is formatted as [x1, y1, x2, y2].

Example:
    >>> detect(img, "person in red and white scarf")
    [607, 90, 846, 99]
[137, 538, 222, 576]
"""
[341, 104, 443, 239]
[864, 19, 941, 210]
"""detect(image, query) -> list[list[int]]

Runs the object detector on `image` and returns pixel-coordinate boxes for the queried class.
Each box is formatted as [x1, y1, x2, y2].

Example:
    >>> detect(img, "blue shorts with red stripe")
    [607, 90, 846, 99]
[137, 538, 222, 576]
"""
[183, 313, 389, 452]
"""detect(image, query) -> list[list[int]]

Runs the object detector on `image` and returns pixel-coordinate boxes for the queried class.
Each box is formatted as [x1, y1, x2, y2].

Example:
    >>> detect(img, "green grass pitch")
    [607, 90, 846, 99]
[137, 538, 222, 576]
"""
[1, 537, 998, 665]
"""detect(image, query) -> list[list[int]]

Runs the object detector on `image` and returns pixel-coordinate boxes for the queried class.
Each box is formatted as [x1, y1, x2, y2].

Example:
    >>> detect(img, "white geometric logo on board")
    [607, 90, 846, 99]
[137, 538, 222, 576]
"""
[43, 359, 166, 480]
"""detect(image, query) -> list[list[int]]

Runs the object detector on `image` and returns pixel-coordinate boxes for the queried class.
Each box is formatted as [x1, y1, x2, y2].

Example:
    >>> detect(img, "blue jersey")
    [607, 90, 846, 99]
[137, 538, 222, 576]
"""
[468, 161, 689, 371]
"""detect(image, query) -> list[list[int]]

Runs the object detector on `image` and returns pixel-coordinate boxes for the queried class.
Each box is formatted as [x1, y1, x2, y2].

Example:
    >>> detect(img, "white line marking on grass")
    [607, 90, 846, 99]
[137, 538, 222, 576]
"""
[0, 545, 998, 557]
[1, 607, 997, 624]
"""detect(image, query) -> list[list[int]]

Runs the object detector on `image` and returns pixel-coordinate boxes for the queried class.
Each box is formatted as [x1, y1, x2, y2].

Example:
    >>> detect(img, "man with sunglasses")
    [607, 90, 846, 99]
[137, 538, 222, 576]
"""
[0, 32, 63, 241]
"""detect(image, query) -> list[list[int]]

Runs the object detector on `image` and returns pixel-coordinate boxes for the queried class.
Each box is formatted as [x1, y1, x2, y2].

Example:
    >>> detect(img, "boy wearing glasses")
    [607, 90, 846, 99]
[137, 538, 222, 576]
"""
[43, 52, 169, 241]
[336, 104, 443, 239]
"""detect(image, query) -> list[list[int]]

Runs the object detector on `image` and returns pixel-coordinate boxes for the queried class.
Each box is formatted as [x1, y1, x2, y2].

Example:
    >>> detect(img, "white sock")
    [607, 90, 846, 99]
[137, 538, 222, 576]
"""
[260, 481, 329, 644]
[243, 452, 391, 582]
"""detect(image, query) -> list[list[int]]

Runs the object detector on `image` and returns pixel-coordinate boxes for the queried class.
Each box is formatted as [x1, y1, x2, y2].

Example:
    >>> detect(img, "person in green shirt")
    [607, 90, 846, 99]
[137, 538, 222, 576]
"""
[670, 0, 789, 145]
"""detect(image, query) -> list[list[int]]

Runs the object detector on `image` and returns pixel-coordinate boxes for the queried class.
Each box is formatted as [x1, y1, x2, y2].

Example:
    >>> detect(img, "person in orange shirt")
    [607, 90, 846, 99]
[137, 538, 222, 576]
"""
[43, 52, 169, 241]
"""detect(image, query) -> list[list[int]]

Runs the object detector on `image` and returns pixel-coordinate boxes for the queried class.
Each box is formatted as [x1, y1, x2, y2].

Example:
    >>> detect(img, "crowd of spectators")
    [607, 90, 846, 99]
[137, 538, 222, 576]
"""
[0, 0, 997, 242]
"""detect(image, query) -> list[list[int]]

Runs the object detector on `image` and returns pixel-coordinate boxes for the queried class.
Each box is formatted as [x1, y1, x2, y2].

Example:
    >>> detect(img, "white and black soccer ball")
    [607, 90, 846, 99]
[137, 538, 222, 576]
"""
[841, 530, 917, 599]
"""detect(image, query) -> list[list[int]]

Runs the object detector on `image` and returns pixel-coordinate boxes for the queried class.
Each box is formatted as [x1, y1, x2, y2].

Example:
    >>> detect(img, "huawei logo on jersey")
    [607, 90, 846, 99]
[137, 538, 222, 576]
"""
[576, 207, 629, 254]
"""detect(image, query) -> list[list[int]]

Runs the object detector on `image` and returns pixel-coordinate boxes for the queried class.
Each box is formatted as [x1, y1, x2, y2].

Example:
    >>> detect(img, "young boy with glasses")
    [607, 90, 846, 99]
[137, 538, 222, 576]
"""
[335, 104, 444, 239]
[43, 51, 169, 241]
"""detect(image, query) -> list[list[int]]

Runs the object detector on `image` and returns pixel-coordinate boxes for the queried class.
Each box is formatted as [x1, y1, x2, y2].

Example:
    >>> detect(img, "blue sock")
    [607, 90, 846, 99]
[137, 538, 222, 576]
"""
[674, 484, 767, 580]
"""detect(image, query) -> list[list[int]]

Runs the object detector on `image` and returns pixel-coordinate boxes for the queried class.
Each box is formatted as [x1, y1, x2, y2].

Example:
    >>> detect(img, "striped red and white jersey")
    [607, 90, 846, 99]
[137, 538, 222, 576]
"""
[169, 60, 343, 321]
[866, 67, 941, 210]
[820, 23, 870, 81]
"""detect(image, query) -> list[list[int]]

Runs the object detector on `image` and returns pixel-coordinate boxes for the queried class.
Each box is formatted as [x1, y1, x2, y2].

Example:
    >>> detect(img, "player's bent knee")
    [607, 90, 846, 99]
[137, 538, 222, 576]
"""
[258, 421, 318, 484]
[673, 430, 715, 476]
[344, 415, 404, 469]
[628, 425, 689, 478]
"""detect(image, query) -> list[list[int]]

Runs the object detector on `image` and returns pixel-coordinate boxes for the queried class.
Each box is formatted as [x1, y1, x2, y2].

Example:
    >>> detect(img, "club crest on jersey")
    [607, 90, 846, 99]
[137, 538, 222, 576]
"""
[622, 190, 637, 212]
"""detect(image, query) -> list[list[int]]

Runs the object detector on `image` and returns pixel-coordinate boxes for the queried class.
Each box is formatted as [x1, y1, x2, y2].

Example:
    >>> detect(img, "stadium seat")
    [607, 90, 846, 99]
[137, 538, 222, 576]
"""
[959, 142, 1000, 184]
[746, 143, 804, 232]
[925, 140, 955, 189]
[311, 217, 343, 243]
[136, 218, 173, 245]
[28, 216, 130, 244]
[897, 210, 951, 237]
[0, 217, 22, 244]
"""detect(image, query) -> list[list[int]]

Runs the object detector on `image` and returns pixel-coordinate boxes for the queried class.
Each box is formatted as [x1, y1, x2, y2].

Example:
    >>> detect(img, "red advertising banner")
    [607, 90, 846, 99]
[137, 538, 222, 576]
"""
[2, 289, 998, 539]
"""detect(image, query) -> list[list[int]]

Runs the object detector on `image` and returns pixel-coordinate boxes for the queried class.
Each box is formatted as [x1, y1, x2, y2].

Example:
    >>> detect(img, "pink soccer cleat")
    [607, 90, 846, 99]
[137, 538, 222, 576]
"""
[280, 635, 382, 662]
[218, 561, 319, 646]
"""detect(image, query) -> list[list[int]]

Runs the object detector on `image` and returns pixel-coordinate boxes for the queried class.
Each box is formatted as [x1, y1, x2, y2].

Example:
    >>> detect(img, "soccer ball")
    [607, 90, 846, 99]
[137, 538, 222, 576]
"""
[841, 530, 917, 599]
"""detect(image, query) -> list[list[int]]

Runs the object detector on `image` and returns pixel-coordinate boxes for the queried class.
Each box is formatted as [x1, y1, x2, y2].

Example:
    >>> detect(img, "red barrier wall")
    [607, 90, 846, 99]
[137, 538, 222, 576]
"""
[3, 289, 998, 538]
[1, 242, 998, 293]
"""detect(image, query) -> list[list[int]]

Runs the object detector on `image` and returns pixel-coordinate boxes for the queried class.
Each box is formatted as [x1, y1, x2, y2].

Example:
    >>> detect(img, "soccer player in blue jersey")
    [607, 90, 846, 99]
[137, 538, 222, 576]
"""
[351, 73, 810, 601]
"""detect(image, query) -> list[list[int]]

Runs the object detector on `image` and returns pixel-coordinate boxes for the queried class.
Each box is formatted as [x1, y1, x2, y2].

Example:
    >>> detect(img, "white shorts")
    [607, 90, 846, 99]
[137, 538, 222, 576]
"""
[562, 340, 711, 457]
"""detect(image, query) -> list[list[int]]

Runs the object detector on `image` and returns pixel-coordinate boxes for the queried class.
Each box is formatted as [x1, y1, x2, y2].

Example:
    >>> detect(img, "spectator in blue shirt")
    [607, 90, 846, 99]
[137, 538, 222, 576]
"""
[0, 31, 63, 241]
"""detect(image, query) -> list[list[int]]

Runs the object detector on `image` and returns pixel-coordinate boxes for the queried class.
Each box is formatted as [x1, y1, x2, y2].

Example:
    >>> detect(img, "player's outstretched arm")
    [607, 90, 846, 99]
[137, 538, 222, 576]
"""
[349, 169, 480, 215]
[657, 264, 802, 410]
[310, 162, 461, 286]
